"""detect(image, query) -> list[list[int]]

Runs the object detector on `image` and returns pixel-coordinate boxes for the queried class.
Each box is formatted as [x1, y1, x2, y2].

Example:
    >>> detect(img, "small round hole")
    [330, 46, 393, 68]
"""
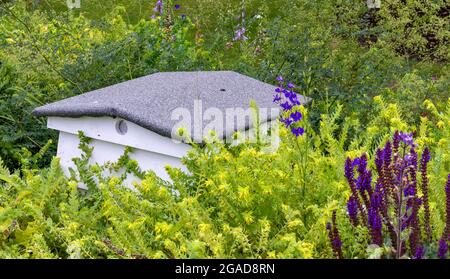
[220, 88, 226, 92]
[115, 120, 128, 135]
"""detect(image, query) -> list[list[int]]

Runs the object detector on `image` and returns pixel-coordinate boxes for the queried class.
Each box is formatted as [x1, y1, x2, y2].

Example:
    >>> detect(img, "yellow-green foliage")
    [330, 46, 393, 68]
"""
[378, 0, 450, 61]
[0, 98, 448, 259]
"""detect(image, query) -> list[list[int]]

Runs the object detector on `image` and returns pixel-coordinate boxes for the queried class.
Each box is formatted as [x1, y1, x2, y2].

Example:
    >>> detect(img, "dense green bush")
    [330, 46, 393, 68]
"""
[0, 3, 214, 169]
[378, 0, 449, 61]
[0, 98, 448, 258]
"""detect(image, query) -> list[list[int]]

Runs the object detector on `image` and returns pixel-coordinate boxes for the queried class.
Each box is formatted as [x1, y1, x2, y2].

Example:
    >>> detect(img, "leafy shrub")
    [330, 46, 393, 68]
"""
[382, 71, 450, 123]
[0, 3, 214, 170]
[0, 98, 448, 259]
[377, 0, 450, 61]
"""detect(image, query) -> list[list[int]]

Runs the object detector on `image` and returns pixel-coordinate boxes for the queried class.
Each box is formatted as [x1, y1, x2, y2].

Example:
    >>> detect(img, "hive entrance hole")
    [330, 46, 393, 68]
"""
[115, 120, 128, 135]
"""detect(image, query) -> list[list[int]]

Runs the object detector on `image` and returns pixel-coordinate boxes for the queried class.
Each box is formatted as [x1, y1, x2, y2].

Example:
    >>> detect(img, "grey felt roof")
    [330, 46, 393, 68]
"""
[33, 71, 310, 141]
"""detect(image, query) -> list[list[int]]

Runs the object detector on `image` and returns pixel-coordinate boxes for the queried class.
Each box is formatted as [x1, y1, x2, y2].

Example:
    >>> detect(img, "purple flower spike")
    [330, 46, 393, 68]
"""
[327, 211, 344, 259]
[413, 246, 425, 259]
[334, 131, 450, 259]
[347, 197, 359, 226]
[272, 76, 305, 138]
[445, 174, 450, 241]
[352, 158, 361, 168]
[345, 158, 356, 188]
[383, 141, 392, 168]
[375, 148, 383, 174]
[357, 154, 368, 173]
[152, 0, 163, 16]
[422, 147, 431, 164]
[438, 237, 448, 259]
[393, 131, 400, 154]
[355, 154, 372, 193]
[175, 4, 180, 10]
[368, 207, 383, 246]
[421, 147, 432, 242]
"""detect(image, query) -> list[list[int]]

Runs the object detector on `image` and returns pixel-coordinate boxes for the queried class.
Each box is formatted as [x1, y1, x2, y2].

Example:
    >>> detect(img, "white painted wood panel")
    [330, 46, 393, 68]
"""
[57, 132, 187, 184]
[48, 116, 191, 158]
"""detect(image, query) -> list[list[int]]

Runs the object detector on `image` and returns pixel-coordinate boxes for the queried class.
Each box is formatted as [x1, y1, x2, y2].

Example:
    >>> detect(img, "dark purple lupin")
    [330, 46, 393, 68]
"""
[326, 211, 343, 259]
[345, 158, 366, 225]
[413, 245, 425, 259]
[420, 147, 431, 242]
[408, 147, 421, 256]
[438, 237, 448, 259]
[445, 174, 450, 241]
[393, 131, 400, 162]
[368, 206, 383, 246]
[347, 196, 359, 226]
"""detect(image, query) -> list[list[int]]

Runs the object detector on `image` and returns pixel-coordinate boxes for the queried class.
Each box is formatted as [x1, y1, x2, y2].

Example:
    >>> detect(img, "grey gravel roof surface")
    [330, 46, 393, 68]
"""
[33, 71, 310, 141]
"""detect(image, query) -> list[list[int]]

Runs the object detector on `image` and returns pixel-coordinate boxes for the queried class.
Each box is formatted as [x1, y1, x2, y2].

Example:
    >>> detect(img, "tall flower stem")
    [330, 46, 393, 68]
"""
[421, 147, 432, 243]
[294, 135, 309, 200]
[395, 145, 407, 259]
[294, 137, 309, 226]
[396, 176, 404, 258]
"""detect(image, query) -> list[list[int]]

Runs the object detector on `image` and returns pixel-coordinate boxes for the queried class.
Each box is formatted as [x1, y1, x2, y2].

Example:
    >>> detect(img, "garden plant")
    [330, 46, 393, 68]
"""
[0, 0, 448, 259]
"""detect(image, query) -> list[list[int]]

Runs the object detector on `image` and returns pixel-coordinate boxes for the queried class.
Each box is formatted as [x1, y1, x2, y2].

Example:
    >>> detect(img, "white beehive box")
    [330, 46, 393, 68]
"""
[33, 71, 309, 184]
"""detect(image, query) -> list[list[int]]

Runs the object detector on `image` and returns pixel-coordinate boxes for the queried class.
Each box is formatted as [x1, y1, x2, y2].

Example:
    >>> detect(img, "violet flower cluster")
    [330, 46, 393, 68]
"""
[233, 27, 248, 41]
[151, 0, 183, 19]
[151, 0, 163, 18]
[272, 76, 304, 137]
[232, 9, 248, 42]
[329, 131, 450, 259]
